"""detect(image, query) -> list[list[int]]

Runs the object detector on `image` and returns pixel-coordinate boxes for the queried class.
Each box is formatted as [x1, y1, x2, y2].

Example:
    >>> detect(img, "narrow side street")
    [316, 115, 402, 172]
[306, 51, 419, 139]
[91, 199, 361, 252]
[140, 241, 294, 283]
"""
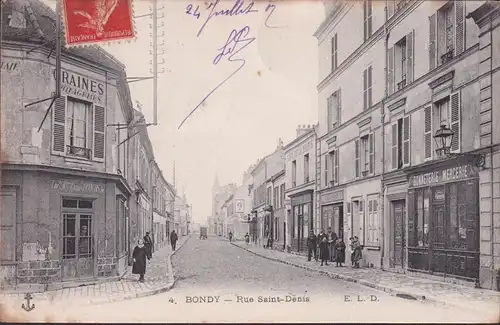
[2, 236, 495, 323]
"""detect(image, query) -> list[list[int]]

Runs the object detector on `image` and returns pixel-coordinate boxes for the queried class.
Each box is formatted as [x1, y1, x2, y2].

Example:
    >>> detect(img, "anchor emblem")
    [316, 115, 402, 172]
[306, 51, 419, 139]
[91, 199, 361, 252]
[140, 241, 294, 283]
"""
[21, 293, 35, 312]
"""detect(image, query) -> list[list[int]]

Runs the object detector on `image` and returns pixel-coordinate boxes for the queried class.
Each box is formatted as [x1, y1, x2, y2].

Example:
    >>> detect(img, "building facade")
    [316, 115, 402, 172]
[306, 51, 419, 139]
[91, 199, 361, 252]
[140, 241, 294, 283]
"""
[0, 0, 134, 288]
[284, 126, 317, 253]
[315, 0, 500, 289]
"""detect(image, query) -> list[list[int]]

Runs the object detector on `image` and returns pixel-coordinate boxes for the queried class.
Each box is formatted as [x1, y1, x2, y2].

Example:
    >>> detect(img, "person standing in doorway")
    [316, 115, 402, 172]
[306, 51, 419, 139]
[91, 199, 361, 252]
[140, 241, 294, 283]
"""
[327, 227, 338, 262]
[334, 238, 346, 267]
[170, 229, 178, 251]
[306, 230, 317, 262]
[132, 239, 150, 283]
[143, 232, 153, 259]
[319, 236, 329, 266]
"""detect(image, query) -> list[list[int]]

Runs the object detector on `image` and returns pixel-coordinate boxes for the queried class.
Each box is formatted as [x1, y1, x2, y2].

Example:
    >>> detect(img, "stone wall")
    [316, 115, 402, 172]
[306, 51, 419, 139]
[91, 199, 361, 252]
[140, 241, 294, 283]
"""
[0, 265, 16, 288]
[97, 257, 117, 277]
[17, 260, 60, 284]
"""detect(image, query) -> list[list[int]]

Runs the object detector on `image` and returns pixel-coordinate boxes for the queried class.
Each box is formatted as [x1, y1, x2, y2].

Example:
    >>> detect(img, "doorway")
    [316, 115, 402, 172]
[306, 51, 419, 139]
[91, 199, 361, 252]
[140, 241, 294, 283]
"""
[393, 200, 406, 267]
[333, 205, 344, 239]
[61, 198, 95, 281]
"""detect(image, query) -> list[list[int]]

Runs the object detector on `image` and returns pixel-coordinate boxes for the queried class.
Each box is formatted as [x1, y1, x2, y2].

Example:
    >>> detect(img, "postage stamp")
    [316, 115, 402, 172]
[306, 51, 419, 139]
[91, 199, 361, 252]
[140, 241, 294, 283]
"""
[61, 0, 135, 47]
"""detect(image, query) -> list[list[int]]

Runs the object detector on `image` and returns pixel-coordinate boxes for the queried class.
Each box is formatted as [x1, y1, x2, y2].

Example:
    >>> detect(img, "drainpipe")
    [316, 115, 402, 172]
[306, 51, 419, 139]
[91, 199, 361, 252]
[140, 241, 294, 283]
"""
[380, 1, 390, 270]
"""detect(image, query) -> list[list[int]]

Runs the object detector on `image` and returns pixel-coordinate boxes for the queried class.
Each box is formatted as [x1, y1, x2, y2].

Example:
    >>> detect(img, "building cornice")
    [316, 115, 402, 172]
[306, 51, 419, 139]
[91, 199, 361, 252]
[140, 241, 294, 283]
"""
[2, 163, 133, 195]
[283, 130, 316, 152]
[466, 1, 500, 28]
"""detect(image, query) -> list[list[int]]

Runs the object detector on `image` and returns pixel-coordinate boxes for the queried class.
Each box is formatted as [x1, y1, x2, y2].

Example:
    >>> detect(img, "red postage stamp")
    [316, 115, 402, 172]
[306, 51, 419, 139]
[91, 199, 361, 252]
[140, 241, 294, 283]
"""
[62, 0, 135, 47]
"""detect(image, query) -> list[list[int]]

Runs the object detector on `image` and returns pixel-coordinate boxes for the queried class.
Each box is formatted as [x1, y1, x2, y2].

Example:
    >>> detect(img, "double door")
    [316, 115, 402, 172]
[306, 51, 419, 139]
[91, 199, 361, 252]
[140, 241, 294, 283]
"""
[393, 200, 406, 267]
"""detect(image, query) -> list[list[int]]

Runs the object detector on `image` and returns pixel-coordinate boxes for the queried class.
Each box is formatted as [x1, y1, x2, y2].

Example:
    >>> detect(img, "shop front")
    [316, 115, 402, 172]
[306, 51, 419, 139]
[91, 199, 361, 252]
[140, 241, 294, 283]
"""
[319, 188, 344, 237]
[406, 156, 480, 282]
[290, 190, 314, 253]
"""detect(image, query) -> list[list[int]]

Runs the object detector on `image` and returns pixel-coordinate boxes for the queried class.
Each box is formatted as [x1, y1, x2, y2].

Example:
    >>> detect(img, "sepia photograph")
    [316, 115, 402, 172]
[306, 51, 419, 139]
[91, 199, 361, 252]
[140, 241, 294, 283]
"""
[0, 0, 499, 322]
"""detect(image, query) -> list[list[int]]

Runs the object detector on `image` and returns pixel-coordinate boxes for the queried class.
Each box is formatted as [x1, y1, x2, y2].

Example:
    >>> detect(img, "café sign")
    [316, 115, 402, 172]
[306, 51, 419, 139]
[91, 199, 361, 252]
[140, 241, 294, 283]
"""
[52, 180, 105, 193]
[409, 164, 477, 188]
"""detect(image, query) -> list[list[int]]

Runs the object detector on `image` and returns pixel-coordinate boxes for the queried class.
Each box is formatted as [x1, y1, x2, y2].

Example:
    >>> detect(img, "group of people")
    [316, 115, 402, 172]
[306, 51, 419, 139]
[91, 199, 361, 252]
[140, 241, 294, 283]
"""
[131, 230, 179, 282]
[307, 228, 363, 268]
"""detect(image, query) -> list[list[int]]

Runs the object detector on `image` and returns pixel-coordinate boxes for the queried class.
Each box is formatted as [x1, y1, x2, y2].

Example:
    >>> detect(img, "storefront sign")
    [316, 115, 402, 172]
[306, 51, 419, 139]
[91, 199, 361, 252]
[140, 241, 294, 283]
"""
[234, 199, 245, 213]
[409, 164, 477, 188]
[53, 69, 105, 104]
[286, 140, 314, 161]
[321, 190, 343, 204]
[1, 60, 20, 72]
[291, 192, 313, 206]
[51, 180, 105, 193]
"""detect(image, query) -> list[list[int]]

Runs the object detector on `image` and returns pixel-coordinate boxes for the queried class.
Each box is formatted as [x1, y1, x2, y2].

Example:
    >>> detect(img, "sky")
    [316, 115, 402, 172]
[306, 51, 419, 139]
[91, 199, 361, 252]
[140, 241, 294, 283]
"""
[46, 0, 325, 222]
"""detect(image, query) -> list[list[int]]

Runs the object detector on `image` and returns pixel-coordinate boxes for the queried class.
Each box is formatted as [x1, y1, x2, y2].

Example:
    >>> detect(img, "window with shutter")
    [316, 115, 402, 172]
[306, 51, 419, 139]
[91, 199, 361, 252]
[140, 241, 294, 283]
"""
[403, 116, 411, 166]
[424, 105, 432, 159]
[52, 96, 67, 156]
[355, 140, 360, 178]
[373, 199, 378, 245]
[359, 200, 364, 245]
[363, 0, 372, 41]
[450, 91, 461, 152]
[429, 13, 437, 70]
[455, 1, 465, 55]
[367, 200, 373, 244]
[337, 88, 342, 126]
[334, 150, 339, 185]
[363, 66, 372, 110]
[93, 105, 105, 161]
[331, 33, 338, 71]
[324, 154, 329, 187]
[369, 132, 374, 175]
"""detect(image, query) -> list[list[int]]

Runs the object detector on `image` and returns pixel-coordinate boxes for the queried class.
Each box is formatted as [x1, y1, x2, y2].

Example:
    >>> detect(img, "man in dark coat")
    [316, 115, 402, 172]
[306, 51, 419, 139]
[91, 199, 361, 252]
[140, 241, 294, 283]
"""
[334, 238, 346, 267]
[143, 232, 153, 259]
[319, 236, 329, 266]
[170, 230, 178, 250]
[132, 238, 150, 282]
[306, 231, 317, 262]
[327, 227, 338, 262]
[317, 229, 328, 261]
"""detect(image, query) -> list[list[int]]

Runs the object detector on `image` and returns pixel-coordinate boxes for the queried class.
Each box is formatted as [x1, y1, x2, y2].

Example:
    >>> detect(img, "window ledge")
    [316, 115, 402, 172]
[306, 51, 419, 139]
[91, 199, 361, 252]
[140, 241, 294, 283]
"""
[65, 156, 93, 166]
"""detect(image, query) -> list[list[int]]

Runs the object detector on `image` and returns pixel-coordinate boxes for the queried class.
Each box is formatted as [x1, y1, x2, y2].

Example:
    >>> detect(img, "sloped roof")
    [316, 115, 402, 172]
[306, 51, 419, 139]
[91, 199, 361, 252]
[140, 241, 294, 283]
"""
[1, 0, 125, 72]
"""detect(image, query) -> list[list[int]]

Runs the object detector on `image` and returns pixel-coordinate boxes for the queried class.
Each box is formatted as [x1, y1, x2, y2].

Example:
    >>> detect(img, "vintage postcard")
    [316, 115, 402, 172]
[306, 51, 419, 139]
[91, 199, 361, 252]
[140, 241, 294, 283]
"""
[1, 0, 500, 323]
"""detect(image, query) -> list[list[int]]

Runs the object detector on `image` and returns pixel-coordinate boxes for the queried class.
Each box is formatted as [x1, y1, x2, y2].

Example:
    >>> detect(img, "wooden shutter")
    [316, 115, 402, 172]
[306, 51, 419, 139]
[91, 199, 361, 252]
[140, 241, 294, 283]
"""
[391, 123, 398, 169]
[331, 34, 338, 70]
[334, 150, 339, 185]
[324, 154, 329, 187]
[455, 0, 465, 56]
[359, 199, 364, 245]
[406, 30, 414, 83]
[367, 200, 373, 244]
[337, 88, 342, 125]
[429, 13, 437, 70]
[367, 1, 372, 37]
[373, 199, 379, 245]
[368, 66, 373, 108]
[403, 116, 411, 166]
[369, 132, 374, 174]
[51, 96, 67, 156]
[355, 139, 360, 178]
[450, 91, 461, 152]
[388, 46, 395, 95]
[387, 0, 395, 18]
[346, 201, 352, 238]
[363, 68, 368, 110]
[327, 95, 333, 131]
[424, 105, 432, 159]
[93, 105, 106, 161]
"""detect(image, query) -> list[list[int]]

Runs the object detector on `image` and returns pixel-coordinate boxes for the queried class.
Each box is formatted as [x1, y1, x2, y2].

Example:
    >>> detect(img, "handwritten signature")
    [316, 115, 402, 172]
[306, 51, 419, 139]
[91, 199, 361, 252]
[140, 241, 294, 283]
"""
[186, 0, 282, 37]
[177, 26, 255, 129]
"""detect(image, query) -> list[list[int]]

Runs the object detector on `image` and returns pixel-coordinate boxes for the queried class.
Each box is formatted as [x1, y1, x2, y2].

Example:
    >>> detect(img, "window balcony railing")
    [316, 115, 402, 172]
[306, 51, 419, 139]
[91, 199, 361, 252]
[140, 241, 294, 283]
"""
[66, 145, 91, 159]
[397, 79, 406, 91]
[361, 170, 369, 177]
[441, 50, 454, 64]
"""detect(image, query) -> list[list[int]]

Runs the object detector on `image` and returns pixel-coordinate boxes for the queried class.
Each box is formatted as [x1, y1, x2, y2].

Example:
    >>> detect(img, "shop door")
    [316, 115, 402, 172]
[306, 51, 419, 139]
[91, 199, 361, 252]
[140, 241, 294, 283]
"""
[393, 200, 406, 267]
[333, 205, 344, 238]
[352, 202, 359, 239]
[62, 213, 94, 281]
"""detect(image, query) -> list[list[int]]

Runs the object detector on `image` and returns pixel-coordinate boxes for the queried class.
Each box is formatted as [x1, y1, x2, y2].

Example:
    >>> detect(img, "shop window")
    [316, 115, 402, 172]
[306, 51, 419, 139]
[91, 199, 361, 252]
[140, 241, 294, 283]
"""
[63, 214, 76, 259]
[412, 189, 430, 247]
[79, 215, 92, 257]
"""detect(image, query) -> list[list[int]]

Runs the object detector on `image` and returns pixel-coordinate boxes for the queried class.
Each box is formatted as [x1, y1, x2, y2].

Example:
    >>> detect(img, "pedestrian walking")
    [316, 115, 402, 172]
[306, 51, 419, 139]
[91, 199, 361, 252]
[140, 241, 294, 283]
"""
[350, 236, 362, 268]
[306, 231, 317, 262]
[170, 229, 178, 251]
[244, 232, 250, 245]
[132, 238, 150, 283]
[327, 227, 338, 262]
[334, 238, 346, 267]
[319, 236, 329, 266]
[317, 229, 328, 261]
[143, 232, 153, 259]
[229, 231, 233, 242]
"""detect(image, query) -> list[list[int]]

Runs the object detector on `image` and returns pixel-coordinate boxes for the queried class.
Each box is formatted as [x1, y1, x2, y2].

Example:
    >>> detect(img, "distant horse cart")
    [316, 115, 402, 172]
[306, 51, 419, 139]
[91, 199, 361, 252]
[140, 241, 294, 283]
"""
[199, 227, 208, 240]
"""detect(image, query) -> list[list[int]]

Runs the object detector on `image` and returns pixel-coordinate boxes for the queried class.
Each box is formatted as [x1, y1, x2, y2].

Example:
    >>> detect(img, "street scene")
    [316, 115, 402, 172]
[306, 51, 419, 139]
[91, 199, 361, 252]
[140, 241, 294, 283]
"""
[1, 0, 500, 323]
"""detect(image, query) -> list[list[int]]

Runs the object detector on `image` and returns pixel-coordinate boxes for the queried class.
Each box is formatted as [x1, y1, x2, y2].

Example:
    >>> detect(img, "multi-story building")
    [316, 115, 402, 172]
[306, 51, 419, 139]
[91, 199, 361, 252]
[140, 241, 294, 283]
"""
[315, 0, 500, 289]
[0, 0, 134, 288]
[211, 176, 237, 236]
[229, 166, 255, 239]
[267, 169, 286, 251]
[174, 193, 190, 236]
[150, 162, 174, 249]
[284, 125, 317, 254]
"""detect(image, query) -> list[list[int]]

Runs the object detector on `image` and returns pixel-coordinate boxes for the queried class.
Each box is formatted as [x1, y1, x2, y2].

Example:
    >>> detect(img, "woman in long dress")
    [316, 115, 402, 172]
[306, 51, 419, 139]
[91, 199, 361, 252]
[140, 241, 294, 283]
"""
[132, 238, 150, 282]
[319, 237, 330, 266]
[334, 238, 346, 267]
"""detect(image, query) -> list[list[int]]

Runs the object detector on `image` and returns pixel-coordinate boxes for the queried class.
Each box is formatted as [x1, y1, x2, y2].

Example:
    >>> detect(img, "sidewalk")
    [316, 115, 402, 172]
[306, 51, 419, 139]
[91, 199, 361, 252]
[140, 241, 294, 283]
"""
[232, 241, 500, 317]
[0, 235, 191, 308]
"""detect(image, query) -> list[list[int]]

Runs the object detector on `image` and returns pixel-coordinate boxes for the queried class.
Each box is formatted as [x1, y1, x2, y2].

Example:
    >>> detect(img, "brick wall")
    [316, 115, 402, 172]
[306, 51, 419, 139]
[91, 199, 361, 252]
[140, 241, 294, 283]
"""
[97, 257, 117, 277]
[17, 260, 60, 284]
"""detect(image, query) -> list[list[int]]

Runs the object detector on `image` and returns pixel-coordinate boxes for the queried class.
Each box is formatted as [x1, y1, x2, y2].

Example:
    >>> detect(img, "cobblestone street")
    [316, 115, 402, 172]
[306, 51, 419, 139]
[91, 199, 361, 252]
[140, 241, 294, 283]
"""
[3, 236, 496, 323]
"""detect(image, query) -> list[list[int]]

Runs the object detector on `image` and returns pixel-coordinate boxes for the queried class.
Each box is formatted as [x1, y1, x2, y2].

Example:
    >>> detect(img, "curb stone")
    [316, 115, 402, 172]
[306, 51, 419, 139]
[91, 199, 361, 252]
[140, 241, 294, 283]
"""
[230, 242, 493, 314]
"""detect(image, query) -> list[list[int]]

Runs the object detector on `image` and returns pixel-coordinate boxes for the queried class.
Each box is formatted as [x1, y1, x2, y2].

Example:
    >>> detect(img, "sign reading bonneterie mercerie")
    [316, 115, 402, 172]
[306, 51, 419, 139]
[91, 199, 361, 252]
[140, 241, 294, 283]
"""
[52, 180, 105, 193]
[409, 164, 477, 188]
[286, 140, 314, 161]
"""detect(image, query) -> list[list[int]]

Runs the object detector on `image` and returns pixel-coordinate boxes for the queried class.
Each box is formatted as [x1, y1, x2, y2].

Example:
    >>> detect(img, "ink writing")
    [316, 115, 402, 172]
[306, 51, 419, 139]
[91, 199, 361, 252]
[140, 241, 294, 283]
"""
[197, 0, 258, 37]
[178, 26, 255, 129]
[185, 4, 201, 19]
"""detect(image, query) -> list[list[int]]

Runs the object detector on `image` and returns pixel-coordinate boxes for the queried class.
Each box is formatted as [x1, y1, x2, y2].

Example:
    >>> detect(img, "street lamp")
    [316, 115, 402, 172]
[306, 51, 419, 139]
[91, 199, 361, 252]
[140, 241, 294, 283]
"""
[434, 124, 454, 157]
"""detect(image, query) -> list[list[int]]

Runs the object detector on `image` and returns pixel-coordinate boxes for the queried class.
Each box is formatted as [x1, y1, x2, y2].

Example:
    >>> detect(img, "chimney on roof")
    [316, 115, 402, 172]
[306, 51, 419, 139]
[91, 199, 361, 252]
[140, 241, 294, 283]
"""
[296, 123, 314, 138]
